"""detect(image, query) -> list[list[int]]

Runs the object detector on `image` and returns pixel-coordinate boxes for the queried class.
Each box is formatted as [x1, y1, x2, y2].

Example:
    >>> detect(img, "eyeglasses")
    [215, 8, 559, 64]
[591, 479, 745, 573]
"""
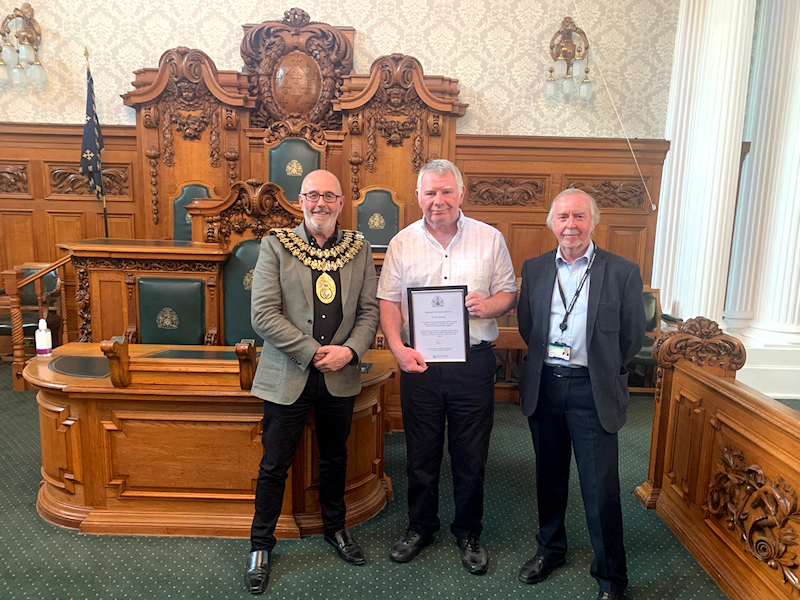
[301, 191, 342, 204]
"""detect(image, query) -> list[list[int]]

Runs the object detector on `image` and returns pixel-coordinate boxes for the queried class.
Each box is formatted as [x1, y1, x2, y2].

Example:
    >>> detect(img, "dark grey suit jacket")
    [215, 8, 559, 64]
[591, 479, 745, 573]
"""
[517, 247, 645, 433]
[250, 225, 379, 405]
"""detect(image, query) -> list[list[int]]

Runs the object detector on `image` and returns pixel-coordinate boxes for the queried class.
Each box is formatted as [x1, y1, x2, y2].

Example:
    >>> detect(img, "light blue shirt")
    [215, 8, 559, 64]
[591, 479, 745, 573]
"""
[545, 241, 594, 367]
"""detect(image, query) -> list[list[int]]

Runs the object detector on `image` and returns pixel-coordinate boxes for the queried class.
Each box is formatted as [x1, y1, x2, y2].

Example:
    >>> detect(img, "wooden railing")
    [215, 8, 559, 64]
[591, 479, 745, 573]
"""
[636, 317, 800, 599]
[1, 255, 71, 390]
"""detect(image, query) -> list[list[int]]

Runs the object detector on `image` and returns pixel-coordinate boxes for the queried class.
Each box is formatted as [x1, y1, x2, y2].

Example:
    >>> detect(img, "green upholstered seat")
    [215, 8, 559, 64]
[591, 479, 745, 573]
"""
[137, 277, 205, 345]
[172, 184, 211, 241]
[222, 239, 263, 347]
[356, 188, 400, 250]
[268, 138, 321, 202]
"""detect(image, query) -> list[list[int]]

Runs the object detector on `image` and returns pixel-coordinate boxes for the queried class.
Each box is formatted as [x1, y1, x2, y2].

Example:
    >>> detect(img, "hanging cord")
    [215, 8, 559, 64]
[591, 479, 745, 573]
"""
[569, 1, 658, 211]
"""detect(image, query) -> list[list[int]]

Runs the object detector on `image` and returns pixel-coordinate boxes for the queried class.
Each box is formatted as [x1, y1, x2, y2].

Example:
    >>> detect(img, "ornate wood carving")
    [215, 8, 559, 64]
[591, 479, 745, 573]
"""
[467, 177, 545, 207]
[72, 257, 92, 342]
[568, 179, 646, 209]
[81, 258, 221, 273]
[362, 55, 428, 173]
[205, 273, 218, 345]
[0, 163, 28, 194]
[50, 165, 129, 196]
[264, 115, 326, 145]
[349, 151, 363, 199]
[203, 180, 302, 247]
[707, 445, 800, 591]
[654, 316, 747, 373]
[145, 146, 161, 225]
[152, 48, 223, 168]
[241, 8, 353, 130]
[224, 148, 239, 186]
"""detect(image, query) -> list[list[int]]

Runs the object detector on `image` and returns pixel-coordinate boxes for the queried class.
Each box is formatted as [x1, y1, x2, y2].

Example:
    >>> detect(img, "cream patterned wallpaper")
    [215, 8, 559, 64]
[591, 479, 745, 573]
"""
[0, 0, 678, 138]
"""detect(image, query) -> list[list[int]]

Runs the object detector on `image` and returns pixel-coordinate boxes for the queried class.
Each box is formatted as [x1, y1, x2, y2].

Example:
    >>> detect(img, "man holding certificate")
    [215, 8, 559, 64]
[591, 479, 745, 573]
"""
[377, 159, 517, 575]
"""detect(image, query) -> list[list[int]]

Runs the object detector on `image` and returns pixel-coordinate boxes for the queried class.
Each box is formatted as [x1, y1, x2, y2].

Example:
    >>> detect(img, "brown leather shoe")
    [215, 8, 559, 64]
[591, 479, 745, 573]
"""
[324, 528, 366, 565]
[518, 553, 566, 584]
[243, 550, 270, 595]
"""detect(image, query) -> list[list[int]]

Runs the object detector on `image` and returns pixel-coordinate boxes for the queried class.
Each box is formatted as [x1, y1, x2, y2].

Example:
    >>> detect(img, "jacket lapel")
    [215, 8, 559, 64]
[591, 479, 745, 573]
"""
[586, 249, 605, 349]
[539, 250, 557, 337]
[293, 224, 315, 310]
[339, 235, 352, 309]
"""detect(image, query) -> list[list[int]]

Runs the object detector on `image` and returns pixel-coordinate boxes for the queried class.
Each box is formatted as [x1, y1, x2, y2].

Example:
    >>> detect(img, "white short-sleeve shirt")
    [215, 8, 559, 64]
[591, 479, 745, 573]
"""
[377, 211, 517, 346]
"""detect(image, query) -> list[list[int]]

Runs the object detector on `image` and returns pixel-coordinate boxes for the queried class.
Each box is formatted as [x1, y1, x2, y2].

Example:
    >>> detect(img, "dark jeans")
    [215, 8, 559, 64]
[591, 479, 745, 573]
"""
[528, 366, 627, 594]
[400, 344, 496, 540]
[250, 369, 355, 552]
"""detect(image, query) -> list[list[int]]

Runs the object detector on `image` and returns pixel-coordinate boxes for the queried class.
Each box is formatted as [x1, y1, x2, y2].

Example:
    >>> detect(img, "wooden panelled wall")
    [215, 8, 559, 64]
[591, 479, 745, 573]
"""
[0, 123, 667, 340]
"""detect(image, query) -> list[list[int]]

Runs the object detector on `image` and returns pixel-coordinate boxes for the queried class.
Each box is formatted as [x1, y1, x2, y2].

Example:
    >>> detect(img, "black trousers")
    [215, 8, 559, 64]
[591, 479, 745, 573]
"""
[250, 369, 355, 552]
[528, 365, 627, 594]
[400, 344, 495, 540]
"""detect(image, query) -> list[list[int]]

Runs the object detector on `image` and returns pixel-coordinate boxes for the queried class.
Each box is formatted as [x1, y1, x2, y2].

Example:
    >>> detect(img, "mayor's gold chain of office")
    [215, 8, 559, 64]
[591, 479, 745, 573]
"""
[271, 228, 364, 272]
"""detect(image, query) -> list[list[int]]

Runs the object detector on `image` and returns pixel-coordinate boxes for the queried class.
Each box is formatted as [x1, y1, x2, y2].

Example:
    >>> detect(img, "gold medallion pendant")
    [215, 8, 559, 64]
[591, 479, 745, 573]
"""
[316, 272, 336, 304]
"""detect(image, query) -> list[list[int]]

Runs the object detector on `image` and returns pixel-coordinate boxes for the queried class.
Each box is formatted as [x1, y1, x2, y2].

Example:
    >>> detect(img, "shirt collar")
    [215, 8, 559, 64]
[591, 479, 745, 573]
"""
[421, 210, 465, 234]
[555, 240, 595, 267]
[303, 223, 339, 249]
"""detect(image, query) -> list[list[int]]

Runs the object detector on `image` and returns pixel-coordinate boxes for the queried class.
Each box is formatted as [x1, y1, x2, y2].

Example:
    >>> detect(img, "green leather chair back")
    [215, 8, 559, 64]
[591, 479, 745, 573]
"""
[642, 290, 658, 332]
[269, 139, 321, 202]
[172, 184, 210, 241]
[137, 277, 205, 345]
[357, 188, 400, 250]
[0, 268, 60, 340]
[223, 239, 263, 347]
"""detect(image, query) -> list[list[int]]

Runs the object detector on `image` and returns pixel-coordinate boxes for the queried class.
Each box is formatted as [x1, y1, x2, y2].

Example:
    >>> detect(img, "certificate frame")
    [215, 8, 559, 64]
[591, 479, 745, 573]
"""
[407, 285, 470, 362]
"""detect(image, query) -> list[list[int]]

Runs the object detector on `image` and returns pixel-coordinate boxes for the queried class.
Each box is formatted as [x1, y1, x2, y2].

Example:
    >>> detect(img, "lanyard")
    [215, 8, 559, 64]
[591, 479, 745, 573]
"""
[555, 249, 596, 333]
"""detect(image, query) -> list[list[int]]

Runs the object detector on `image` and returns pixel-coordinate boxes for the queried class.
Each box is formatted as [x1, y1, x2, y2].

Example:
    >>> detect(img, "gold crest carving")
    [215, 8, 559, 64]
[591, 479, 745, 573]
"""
[243, 269, 254, 291]
[285, 159, 303, 177]
[368, 213, 386, 229]
[156, 307, 179, 329]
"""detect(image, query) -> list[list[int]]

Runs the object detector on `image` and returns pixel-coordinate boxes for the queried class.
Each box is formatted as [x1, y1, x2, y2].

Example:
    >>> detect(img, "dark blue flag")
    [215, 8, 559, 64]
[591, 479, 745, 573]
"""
[80, 66, 105, 201]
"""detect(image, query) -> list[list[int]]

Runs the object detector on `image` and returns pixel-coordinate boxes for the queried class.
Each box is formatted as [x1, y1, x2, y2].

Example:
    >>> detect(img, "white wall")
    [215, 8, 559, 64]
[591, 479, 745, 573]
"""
[0, 0, 679, 137]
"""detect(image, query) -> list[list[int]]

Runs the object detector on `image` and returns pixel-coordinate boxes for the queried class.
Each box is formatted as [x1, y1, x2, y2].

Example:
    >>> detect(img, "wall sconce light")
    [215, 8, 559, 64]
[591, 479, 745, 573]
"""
[0, 3, 45, 88]
[544, 16, 593, 103]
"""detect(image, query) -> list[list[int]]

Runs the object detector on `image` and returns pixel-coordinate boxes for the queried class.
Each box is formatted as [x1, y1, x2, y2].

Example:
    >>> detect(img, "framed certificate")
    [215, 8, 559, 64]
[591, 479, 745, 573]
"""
[407, 285, 470, 362]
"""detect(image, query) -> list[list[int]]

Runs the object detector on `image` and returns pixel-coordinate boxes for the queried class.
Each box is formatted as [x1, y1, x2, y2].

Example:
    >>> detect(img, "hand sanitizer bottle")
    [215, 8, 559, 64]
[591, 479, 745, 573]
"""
[35, 318, 52, 357]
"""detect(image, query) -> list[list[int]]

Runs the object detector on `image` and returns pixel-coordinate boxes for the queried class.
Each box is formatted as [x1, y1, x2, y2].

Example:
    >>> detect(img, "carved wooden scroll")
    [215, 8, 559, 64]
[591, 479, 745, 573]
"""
[122, 47, 253, 238]
[241, 8, 353, 133]
[187, 179, 303, 249]
[334, 54, 466, 228]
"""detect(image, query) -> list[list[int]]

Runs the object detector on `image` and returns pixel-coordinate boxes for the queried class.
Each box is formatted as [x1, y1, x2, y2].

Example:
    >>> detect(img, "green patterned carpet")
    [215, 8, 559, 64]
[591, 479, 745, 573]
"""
[0, 362, 726, 599]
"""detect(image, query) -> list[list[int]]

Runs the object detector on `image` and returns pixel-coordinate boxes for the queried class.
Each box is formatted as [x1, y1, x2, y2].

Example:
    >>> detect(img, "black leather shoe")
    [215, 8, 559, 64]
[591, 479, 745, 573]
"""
[457, 534, 488, 575]
[243, 550, 270, 595]
[389, 528, 433, 563]
[518, 553, 566, 584]
[598, 592, 625, 600]
[324, 528, 366, 565]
